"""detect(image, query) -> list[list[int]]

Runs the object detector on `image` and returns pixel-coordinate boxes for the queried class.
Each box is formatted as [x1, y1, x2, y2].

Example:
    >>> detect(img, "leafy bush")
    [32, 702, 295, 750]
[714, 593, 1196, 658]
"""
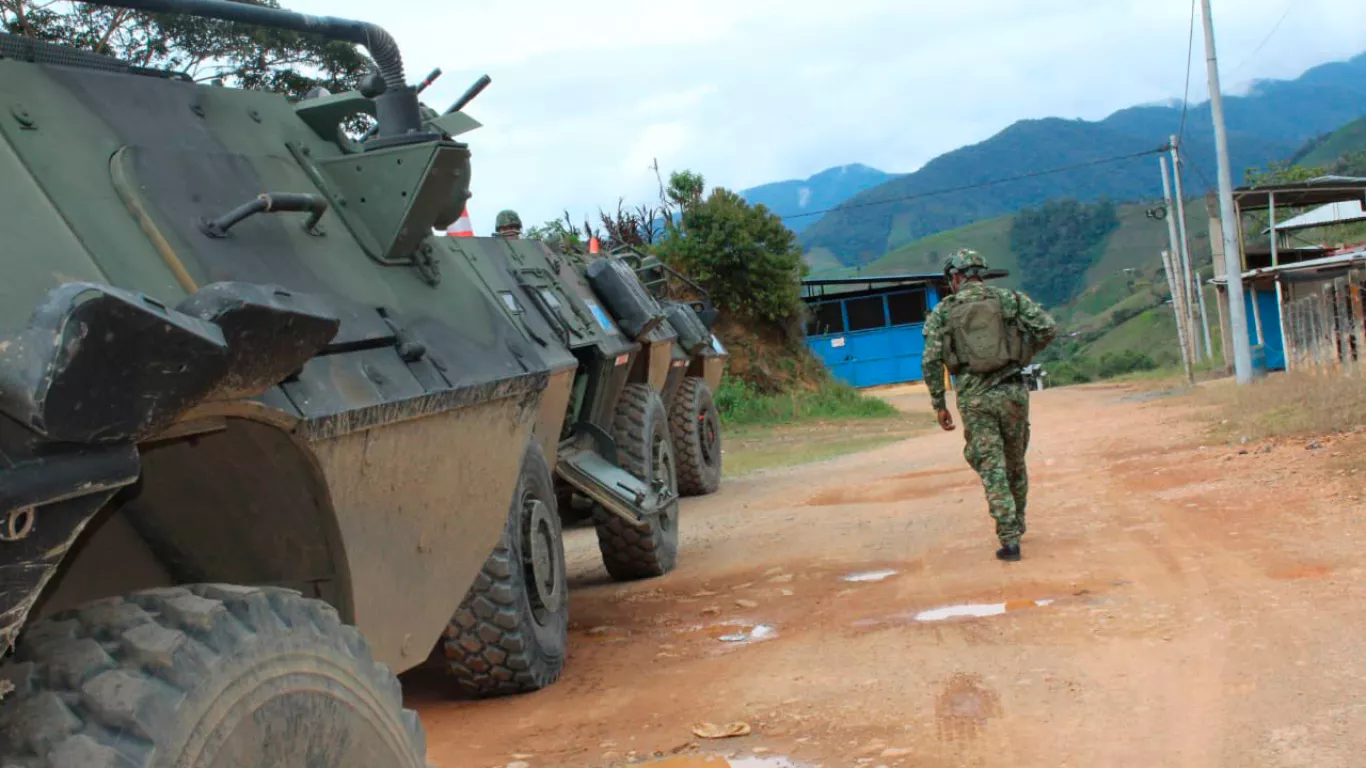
[1097, 350, 1158, 378]
[657, 183, 807, 324]
[1046, 360, 1094, 386]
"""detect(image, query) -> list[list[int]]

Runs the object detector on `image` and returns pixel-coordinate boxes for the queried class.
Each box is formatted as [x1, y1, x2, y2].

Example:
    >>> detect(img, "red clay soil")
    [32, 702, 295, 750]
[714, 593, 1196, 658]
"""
[404, 382, 1366, 768]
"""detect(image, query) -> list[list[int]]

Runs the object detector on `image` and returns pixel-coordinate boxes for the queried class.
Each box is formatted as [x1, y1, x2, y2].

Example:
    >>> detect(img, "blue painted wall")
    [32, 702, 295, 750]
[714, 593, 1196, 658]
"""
[804, 285, 942, 388]
[1246, 284, 1286, 372]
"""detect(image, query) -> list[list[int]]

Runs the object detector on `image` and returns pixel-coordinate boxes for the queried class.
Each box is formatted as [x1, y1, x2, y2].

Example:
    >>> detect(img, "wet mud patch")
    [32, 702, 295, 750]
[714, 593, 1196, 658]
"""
[935, 673, 1003, 743]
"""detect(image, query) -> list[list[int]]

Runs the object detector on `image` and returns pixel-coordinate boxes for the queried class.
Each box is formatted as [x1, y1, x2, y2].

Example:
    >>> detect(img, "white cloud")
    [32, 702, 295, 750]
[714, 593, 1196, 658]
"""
[285, 0, 1366, 235]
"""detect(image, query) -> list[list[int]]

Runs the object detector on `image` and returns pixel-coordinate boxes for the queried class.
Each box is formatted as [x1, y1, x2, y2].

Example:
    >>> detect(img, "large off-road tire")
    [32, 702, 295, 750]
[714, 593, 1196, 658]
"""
[442, 440, 568, 698]
[0, 585, 426, 768]
[670, 376, 722, 497]
[592, 383, 681, 581]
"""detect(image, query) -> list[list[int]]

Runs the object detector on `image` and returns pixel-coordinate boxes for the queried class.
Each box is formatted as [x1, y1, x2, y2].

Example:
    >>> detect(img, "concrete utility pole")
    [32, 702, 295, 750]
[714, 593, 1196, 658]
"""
[1200, 0, 1254, 383]
[1167, 139, 1200, 360]
[1161, 249, 1196, 386]
[1159, 157, 1194, 360]
[1170, 136, 1214, 361]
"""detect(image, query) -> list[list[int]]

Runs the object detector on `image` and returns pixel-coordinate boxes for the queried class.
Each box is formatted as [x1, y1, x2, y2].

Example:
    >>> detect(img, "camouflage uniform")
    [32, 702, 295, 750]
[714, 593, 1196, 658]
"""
[922, 250, 1057, 551]
[494, 209, 522, 239]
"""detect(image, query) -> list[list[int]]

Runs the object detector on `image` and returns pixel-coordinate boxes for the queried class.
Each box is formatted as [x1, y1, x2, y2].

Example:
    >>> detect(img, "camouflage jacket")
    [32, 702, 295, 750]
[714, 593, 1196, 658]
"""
[922, 282, 1057, 411]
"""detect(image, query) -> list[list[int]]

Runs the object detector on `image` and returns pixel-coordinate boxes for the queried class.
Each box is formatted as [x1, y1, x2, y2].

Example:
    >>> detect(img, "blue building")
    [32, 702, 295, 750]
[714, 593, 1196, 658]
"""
[801, 270, 1008, 388]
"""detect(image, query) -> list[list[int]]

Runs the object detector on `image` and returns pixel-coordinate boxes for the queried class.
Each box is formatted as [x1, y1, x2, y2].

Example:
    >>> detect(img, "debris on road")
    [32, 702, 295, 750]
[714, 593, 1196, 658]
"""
[692, 722, 753, 739]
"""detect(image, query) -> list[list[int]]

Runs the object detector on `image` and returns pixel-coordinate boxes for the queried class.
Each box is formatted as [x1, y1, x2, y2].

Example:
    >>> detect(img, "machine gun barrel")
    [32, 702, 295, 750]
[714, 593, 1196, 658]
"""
[416, 68, 443, 94]
[446, 74, 492, 114]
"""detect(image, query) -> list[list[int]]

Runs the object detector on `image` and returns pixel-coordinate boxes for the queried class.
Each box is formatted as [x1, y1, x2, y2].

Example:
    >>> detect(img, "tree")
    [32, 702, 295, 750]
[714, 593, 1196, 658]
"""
[667, 170, 705, 212]
[1, 0, 371, 100]
[526, 218, 582, 251]
[1009, 197, 1119, 307]
[1245, 160, 1327, 188]
[657, 184, 807, 323]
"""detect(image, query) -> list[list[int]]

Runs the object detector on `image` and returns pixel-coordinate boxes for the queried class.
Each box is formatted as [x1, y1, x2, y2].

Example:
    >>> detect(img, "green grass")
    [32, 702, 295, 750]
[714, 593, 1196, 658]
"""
[803, 246, 845, 274]
[715, 377, 898, 427]
[1083, 305, 1182, 367]
[1085, 203, 1213, 289]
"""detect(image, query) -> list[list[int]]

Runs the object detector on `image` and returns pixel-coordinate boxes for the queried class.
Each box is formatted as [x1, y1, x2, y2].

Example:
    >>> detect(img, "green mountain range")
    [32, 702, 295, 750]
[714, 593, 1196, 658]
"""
[824, 112, 1366, 383]
[798, 52, 1366, 268]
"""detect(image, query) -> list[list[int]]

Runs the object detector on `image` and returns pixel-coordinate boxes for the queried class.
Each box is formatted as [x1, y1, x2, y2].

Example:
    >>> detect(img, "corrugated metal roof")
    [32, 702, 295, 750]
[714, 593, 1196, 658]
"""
[1265, 200, 1366, 233]
[1233, 176, 1366, 210]
[1210, 248, 1366, 285]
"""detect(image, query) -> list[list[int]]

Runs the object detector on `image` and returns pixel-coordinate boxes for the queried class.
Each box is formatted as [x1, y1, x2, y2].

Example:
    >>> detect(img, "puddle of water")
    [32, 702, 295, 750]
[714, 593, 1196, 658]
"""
[643, 755, 799, 768]
[915, 599, 1053, 622]
[841, 569, 898, 582]
[716, 624, 777, 644]
[681, 621, 779, 645]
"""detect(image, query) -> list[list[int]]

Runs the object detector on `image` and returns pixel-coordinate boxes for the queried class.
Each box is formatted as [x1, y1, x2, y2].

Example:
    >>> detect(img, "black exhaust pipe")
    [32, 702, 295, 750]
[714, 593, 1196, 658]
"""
[92, 0, 428, 146]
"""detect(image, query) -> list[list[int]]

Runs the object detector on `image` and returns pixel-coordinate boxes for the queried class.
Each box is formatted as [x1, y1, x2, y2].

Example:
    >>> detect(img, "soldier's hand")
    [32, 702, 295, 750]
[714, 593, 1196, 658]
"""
[937, 409, 956, 432]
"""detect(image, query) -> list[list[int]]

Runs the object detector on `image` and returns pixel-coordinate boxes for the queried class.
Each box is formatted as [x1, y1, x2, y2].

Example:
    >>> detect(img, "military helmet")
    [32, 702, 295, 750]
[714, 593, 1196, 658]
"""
[495, 209, 522, 231]
[944, 248, 989, 278]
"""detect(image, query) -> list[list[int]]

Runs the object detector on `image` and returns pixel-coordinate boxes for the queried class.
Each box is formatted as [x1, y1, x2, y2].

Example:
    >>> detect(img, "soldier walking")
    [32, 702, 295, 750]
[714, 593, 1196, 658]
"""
[921, 250, 1057, 562]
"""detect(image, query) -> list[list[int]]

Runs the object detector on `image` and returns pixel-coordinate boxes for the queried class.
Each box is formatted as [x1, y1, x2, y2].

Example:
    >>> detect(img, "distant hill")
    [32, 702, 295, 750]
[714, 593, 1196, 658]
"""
[1289, 115, 1366, 168]
[799, 53, 1366, 267]
[819, 200, 1212, 295]
[740, 164, 894, 234]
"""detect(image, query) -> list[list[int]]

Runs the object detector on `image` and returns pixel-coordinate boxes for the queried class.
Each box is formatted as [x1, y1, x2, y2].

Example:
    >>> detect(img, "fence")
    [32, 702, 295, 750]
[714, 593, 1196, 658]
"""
[1283, 269, 1365, 375]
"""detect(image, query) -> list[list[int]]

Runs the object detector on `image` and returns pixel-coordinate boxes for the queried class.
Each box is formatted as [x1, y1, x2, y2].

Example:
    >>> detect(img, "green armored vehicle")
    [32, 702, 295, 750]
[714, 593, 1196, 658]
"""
[434, 237, 728, 697]
[0, 3, 731, 760]
[0, 0, 652, 764]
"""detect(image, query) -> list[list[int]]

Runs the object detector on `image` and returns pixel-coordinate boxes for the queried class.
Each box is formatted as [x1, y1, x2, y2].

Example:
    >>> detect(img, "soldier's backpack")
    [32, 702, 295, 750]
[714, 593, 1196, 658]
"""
[943, 290, 1028, 375]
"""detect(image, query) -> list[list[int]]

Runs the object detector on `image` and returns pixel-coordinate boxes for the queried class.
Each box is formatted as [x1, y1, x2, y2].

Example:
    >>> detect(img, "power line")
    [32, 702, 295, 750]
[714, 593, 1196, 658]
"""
[780, 147, 1169, 221]
[1177, 146, 1216, 193]
[1229, 0, 1297, 78]
[1177, 0, 1198, 146]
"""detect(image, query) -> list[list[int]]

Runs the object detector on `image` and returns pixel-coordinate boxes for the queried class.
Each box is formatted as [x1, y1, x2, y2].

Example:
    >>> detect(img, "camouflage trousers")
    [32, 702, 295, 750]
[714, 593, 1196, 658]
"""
[958, 383, 1031, 547]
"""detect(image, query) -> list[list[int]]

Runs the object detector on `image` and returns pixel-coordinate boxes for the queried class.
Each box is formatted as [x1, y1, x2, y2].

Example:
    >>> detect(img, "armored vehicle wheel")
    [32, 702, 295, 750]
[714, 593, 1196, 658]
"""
[443, 440, 568, 697]
[593, 383, 681, 581]
[670, 376, 722, 496]
[0, 585, 427, 768]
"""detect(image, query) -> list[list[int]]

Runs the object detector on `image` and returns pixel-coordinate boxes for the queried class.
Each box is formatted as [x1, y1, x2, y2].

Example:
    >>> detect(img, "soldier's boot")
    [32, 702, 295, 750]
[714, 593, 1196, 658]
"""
[995, 542, 1021, 562]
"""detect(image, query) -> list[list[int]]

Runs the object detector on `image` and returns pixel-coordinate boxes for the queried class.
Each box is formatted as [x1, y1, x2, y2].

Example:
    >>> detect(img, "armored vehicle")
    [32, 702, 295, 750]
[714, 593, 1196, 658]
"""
[433, 236, 728, 697]
[0, 3, 732, 758]
[0, 0, 584, 764]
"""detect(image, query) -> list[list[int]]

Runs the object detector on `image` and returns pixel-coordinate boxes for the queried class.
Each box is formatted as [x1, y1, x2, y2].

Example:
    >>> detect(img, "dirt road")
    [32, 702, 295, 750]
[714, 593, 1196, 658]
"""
[406, 382, 1366, 768]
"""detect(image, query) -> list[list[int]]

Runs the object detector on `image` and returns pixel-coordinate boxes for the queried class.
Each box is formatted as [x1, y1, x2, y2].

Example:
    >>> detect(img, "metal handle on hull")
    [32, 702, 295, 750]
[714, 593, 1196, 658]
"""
[199, 193, 329, 238]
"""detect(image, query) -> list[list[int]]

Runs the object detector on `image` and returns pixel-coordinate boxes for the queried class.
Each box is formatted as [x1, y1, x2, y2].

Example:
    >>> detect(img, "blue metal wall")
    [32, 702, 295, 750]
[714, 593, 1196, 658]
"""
[1245, 284, 1286, 372]
[804, 285, 941, 388]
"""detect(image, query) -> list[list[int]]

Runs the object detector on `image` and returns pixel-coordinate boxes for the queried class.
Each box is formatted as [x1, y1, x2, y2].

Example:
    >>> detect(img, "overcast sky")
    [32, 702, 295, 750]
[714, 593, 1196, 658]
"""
[290, 0, 1366, 235]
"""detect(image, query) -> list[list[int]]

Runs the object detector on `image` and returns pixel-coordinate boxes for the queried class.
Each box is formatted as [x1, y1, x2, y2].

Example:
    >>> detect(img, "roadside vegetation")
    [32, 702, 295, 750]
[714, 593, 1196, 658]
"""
[715, 378, 896, 427]
[1197, 372, 1366, 444]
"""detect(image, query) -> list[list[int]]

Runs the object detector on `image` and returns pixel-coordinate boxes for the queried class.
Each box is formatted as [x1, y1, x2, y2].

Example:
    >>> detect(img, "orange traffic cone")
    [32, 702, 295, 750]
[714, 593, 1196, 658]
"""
[444, 207, 474, 237]
[589, 236, 600, 253]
